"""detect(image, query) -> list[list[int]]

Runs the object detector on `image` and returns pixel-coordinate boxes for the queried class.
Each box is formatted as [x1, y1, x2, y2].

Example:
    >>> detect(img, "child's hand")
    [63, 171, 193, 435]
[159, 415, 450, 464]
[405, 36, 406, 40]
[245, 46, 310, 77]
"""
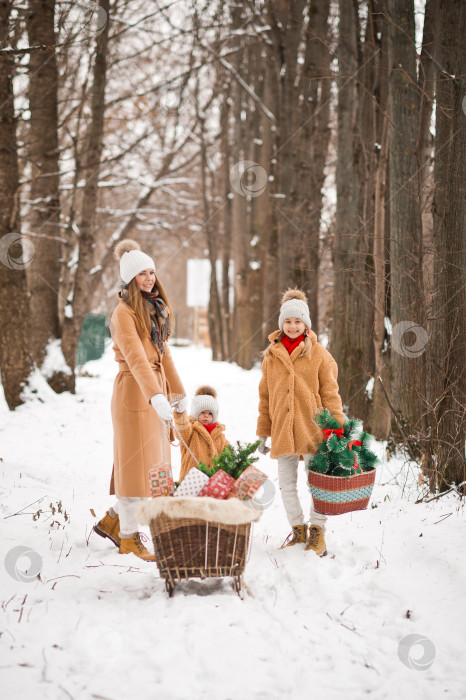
[174, 396, 188, 413]
[258, 437, 271, 455]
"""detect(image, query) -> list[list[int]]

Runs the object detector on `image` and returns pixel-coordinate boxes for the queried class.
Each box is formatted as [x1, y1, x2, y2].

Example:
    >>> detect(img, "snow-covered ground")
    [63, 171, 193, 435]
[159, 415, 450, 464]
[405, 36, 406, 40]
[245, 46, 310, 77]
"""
[0, 345, 464, 700]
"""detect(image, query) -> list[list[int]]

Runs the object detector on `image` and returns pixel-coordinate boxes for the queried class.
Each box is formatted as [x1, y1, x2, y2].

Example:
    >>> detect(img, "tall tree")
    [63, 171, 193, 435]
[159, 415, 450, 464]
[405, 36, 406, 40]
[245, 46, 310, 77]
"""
[61, 0, 111, 390]
[0, 1, 34, 408]
[26, 0, 62, 367]
[428, 0, 466, 489]
[387, 0, 425, 434]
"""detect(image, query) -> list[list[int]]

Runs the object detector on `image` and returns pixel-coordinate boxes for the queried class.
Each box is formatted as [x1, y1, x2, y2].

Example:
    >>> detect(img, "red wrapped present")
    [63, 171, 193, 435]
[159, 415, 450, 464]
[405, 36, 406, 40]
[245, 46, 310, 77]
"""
[199, 469, 236, 499]
[148, 463, 174, 498]
[228, 466, 268, 501]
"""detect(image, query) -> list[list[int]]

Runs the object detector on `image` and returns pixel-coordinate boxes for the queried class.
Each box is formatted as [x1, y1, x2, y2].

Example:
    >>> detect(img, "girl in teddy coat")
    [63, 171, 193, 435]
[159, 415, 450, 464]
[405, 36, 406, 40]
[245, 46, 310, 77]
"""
[93, 239, 185, 561]
[174, 386, 229, 481]
[257, 289, 345, 556]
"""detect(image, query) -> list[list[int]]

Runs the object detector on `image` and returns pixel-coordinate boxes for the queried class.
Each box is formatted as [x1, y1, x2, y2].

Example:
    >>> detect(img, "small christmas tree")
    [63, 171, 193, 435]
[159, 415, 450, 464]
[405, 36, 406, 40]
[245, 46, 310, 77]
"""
[307, 409, 378, 477]
[197, 440, 262, 480]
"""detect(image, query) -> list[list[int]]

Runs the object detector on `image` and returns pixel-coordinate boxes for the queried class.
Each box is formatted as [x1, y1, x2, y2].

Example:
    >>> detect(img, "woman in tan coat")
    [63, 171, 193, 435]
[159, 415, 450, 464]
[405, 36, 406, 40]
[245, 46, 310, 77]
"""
[257, 289, 345, 557]
[94, 239, 185, 561]
[173, 386, 229, 480]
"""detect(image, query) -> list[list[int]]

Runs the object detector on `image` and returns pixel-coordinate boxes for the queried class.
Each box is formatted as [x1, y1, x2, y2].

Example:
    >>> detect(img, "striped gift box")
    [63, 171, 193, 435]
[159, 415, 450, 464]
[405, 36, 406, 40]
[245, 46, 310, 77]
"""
[307, 468, 376, 515]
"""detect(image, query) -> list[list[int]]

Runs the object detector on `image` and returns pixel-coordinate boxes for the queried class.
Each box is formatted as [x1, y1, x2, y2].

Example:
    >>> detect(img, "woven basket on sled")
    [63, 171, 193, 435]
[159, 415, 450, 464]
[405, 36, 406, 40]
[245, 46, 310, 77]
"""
[307, 468, 376, 515]
[138, 497, 260, 585]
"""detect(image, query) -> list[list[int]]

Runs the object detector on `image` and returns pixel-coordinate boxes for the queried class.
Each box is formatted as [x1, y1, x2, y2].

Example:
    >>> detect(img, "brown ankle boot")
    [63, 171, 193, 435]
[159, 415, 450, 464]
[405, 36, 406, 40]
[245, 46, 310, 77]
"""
[280, 524, 307, 549]
[305, 525, 327, 557]
[93, 510, 121, 547]
[119, 532, 155, 561]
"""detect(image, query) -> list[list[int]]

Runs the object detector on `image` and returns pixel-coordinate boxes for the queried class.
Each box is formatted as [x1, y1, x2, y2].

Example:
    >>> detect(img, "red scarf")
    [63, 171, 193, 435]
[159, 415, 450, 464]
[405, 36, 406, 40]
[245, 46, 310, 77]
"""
[281, 334, 305, 355]
[203, 423, 217, 434]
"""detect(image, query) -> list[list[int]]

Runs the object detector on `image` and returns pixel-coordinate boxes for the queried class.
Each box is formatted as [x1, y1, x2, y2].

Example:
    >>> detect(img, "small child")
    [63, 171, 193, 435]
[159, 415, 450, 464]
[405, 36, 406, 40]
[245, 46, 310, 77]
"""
[174, 386, 229, 481]
[257, 289, 345, 556]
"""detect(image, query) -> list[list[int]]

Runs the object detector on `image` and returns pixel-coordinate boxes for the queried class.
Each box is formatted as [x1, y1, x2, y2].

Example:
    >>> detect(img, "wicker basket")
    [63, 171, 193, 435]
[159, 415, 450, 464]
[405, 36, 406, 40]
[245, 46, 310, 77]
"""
[139, 497, 260, 597]
[307, 468, 376, 515]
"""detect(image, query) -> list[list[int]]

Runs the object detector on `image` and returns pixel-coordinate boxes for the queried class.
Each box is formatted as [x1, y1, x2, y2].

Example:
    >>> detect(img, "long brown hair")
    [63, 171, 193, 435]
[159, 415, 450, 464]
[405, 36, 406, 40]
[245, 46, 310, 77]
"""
[124, 276, 174, 340]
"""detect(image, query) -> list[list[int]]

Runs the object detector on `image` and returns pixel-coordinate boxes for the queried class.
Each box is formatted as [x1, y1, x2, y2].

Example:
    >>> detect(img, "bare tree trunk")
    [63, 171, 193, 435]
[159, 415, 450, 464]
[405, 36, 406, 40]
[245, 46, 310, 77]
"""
[332, 0, 358, 405]
[0, 2, 34, 409]
[26, 0, 61, 367]
[387, 0, 426, 434]
[428, 0, 466, 490]
[61, 0, 110, 390]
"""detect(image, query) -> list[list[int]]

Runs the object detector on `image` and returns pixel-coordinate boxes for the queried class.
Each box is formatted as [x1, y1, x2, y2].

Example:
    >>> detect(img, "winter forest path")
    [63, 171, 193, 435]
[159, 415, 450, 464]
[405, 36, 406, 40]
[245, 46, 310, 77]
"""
[0, 347, 464, 700]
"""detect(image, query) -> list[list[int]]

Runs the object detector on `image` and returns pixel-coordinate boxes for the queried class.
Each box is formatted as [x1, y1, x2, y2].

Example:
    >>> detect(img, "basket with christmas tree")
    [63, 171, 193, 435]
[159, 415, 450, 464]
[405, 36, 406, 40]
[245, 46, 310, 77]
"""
[306, 409, 378, 515]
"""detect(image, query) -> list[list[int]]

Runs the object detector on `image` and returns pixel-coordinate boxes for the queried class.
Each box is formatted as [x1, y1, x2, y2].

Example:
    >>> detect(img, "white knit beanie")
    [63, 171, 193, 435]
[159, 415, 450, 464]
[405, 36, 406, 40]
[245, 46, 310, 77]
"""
[114, 239, 155, 284]
[190, 385, 219, 423]
[278, 289, 312, 330]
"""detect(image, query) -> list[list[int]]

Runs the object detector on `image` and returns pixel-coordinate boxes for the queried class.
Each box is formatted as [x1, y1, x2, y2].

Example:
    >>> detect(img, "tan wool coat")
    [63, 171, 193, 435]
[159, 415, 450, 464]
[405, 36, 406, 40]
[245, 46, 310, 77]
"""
[257, 330, 345, 459]
[110, 299, 184, 497]
[173, 411, 229, 481]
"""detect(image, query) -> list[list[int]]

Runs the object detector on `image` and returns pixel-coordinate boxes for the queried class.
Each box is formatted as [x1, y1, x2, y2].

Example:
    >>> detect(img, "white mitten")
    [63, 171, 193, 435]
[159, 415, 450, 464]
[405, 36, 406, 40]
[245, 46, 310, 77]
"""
[174, 396, 188, 414]
[150, 394, 173, 422]
[258, 437, 271, 455]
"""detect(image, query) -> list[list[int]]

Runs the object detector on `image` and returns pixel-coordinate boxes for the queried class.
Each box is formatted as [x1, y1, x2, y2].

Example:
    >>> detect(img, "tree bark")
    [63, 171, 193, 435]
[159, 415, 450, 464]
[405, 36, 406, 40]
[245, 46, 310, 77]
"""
[26, 0, 61, 367]
[428, 0, 466, 489]
[0, 2, 34, 409]
[61, 0, 110, 389]
[387, 0, 426, 433]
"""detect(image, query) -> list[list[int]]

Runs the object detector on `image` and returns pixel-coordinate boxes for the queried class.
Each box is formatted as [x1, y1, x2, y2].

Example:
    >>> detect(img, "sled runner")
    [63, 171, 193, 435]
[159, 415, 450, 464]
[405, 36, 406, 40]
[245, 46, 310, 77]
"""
[138, 496, 260, 598]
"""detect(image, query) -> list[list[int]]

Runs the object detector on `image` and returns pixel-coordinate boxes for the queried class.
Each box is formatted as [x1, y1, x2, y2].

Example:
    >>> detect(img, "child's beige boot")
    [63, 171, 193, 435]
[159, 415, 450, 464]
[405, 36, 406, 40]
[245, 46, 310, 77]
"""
[305, 525, 327, 557]
[280, 524, 307, 548]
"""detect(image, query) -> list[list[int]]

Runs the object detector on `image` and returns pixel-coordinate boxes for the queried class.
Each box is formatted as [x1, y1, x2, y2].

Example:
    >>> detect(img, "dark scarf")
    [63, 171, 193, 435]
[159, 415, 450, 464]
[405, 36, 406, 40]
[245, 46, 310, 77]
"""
[121, 285, 169, 354]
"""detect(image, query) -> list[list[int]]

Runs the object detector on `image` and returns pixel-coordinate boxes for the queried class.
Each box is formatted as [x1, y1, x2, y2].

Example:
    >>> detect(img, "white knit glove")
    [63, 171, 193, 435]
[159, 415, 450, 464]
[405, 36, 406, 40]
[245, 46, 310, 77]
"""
[174, 396, 188, 414]
[150, 394, 173, 422]
[258, 437, 271, 455]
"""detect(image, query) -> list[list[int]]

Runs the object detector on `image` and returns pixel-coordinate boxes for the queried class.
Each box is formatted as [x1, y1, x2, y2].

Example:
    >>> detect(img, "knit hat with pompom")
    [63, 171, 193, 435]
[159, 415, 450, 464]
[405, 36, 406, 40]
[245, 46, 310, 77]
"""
[190, 385, 219, 423]
[278, 289, 312, 331]
[114, 239, 155, 284]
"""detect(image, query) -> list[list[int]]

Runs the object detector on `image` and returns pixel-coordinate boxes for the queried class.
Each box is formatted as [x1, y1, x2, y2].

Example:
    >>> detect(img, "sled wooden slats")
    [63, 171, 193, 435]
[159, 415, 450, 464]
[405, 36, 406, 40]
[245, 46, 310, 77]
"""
[148, 513, 251, 598]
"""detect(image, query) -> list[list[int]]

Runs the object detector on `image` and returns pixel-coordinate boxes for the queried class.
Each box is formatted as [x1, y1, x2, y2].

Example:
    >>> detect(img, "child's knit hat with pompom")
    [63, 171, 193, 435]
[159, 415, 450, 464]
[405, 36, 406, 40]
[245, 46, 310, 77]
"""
[190, 385, 219, 423]
[114, 239, 155, 284]
[278, 289, 312, 331]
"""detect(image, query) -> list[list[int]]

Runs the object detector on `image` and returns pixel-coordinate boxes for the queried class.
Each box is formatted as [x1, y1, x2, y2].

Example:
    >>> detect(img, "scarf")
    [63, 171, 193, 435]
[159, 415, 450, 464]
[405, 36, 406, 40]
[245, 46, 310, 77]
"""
[121, 285, 169, 354]
[203, 423, 217, 434]
[281, 333, 305, 355]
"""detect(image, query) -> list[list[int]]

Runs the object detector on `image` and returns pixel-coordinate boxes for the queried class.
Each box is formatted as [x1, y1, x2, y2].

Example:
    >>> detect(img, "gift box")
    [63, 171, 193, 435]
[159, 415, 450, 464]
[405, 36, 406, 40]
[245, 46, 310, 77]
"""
[199, 469, 236, 499]
[228, 466, 268, 501]
[173, 467, 209, 497]
[148, 463, 174, 498]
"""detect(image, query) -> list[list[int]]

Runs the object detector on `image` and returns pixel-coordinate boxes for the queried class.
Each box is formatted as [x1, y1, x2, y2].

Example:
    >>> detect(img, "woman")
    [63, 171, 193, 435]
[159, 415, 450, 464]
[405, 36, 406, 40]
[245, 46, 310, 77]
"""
[94, 239, 186, 560]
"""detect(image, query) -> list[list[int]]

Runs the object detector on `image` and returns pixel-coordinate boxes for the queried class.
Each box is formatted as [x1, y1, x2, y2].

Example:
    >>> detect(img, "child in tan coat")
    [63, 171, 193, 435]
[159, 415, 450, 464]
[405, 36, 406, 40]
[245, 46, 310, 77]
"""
[174, 386, 229, 481]
[257, 289, 345, 556]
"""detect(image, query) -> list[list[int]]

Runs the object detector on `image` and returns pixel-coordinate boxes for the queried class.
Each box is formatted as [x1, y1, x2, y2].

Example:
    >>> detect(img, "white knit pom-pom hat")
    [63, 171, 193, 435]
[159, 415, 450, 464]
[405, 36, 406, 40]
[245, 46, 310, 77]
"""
[278, 289, 312, 330]
[114, 239, 155, 284]
[190, 385, 219, 422]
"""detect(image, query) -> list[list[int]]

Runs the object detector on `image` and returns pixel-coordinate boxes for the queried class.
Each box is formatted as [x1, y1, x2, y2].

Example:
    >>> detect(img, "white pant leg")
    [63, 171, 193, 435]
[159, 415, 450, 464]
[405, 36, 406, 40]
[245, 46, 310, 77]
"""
[303, 453, 328, 532]
[277, 454, 304, 527]
[114, 497, 146, 537]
